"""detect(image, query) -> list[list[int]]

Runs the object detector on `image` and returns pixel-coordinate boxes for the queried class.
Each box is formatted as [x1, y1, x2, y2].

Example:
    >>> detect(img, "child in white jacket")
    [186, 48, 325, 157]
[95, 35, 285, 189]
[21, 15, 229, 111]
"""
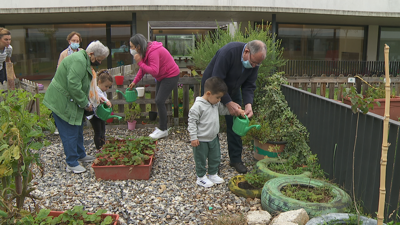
[88, 69, 113, 151]
[188, 77, 244, 187]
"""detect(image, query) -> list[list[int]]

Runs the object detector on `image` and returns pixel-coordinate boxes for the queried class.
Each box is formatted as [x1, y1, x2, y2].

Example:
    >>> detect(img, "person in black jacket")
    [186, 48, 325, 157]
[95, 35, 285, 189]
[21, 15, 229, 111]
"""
[201, 40, 267, 174]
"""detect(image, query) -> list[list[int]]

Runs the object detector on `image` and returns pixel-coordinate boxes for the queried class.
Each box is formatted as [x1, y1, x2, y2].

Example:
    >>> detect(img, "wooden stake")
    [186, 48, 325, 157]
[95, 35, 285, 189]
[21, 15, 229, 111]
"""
[377, 44, 390, 225]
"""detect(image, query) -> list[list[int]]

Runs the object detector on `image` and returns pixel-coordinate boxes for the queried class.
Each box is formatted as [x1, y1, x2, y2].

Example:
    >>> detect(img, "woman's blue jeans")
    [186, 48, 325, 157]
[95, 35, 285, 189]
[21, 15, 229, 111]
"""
[52, 112, 87, 167]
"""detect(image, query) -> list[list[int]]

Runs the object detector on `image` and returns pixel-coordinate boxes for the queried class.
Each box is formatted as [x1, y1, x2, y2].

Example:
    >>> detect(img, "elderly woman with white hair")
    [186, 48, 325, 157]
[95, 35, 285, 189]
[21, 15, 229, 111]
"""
[43, 40, 109, 174]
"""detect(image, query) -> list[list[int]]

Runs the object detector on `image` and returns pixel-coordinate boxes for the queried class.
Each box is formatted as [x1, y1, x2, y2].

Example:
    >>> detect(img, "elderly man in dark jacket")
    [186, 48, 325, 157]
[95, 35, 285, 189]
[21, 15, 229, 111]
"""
[201, 40, 267, 174]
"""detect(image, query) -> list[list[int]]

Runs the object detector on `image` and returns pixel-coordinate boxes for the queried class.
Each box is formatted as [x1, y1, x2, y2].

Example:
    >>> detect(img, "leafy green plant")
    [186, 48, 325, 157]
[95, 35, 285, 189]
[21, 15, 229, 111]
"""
[244, 73, 322, 170]
[94, 136, 156, 166]
[19, 206, 114, 225]
[343, 85, 378, 114]
[0, 89, 51, 222]
[190, 20, 286, 75]
[244, 168, 269, 188]
[124, 103, 141, 122]
[282, 184, 334, 203]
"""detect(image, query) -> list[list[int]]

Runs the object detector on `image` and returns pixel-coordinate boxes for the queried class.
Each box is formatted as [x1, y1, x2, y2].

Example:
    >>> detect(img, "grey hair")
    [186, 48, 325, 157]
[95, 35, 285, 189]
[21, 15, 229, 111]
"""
[130, 34, 148, 58]
[247, 40, 267, 57]
[86, 40, 110, 58]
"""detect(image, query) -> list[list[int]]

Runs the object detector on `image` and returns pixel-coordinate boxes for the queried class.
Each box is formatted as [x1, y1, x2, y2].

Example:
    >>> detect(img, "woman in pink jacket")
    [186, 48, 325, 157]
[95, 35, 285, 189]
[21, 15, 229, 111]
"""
[128, 33, 180, 139]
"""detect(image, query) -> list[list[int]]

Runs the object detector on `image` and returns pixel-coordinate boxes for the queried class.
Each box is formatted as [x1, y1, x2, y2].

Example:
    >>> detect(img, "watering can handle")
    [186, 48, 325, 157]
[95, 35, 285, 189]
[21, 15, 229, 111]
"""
[128, 88, 138, 95]
[234, 114, 248, 120]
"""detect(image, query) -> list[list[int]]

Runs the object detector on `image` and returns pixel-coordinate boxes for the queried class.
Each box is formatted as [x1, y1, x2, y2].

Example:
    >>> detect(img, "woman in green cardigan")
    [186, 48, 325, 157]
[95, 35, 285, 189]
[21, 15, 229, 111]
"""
[43, 40, 109, 174]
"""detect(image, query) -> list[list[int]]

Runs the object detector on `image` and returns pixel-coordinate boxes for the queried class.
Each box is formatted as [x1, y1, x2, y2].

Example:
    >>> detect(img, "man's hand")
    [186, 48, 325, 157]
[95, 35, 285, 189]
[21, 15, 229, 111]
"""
[244, 103, 253, 118]
[226, 101, 243, 116]
[191, 139, 199, 147]
[128, 82, 136, 90]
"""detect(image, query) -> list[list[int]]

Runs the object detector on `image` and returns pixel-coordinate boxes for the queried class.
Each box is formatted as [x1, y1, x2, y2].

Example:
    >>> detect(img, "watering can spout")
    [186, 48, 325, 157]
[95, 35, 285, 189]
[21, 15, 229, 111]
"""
[109, 115, 123, 120]
[244, 124, 261, 134]
[115, 89, 126, 99]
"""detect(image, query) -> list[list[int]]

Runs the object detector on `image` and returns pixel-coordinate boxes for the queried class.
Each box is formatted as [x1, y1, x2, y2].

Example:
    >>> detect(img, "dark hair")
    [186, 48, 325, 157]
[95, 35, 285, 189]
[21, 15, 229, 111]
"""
[0, 27, 11, 39]
[97, 69, 113, 84]
[130, 33, 149, 58]
[66, 31, 82, 43]
[204, 77, 228, 95]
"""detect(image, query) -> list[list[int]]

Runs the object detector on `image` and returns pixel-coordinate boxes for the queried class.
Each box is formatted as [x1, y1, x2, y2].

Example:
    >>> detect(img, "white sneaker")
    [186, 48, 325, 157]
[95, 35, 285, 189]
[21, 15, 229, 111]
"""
[66, 165, 86, 173]
[196, 175, 214, 188]
[54, 128, 59, 135]
[149, 128, 168, 139]
[208, 174, 224, 184]
[149, 127, 161, 136]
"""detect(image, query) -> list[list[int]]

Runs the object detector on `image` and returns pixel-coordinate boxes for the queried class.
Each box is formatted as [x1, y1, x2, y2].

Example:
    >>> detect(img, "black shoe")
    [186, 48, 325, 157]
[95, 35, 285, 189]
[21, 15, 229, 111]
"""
[229, 162, 248, 174]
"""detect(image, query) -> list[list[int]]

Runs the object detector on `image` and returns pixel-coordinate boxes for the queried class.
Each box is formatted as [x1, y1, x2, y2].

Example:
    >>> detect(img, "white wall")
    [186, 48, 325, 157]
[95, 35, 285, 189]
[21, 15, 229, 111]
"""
[3, 0, 400, 14]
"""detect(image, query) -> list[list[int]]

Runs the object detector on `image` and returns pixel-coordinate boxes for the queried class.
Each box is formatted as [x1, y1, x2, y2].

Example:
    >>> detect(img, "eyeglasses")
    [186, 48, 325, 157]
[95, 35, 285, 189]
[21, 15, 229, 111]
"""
[249, 52, 261, 67]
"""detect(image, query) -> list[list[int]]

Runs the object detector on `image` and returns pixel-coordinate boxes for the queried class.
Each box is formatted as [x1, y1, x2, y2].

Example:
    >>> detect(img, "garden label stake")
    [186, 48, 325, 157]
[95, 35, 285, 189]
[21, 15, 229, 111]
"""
[377, 44, 390, 225]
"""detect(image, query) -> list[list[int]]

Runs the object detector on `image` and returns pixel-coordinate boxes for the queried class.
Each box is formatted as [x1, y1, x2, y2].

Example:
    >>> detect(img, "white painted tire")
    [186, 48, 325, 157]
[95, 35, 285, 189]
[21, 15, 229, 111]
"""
[306, 213, 385, 225]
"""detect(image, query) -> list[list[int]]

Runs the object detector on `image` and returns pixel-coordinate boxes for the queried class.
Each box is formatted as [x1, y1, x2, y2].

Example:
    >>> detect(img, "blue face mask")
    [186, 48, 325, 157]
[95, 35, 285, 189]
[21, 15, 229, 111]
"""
[70, 43, 80, 50]
[242, 59, 253, 69]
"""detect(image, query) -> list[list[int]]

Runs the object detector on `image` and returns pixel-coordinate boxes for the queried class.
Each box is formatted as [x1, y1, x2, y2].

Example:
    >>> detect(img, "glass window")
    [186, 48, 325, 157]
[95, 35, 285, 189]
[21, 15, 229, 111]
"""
[164, 35, 195, 57]
[7, 24, 107, 80]
[378, 27, 400, 61]
[110, 24, 132, 67]
[278, 24, 365, 61]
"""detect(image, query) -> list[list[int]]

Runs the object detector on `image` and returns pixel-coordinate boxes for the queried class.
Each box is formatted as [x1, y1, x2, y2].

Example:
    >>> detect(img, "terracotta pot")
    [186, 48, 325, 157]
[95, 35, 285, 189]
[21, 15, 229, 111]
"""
[253, 139, 286, 161]
[92, 155, 154, 180]
[342, 96, 400, 121]
[48, 211, 119, 225]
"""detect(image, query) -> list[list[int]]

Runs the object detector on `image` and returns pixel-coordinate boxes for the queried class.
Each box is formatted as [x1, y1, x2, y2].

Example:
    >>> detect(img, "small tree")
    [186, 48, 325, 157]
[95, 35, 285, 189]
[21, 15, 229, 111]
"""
[190, 21, 287, 79]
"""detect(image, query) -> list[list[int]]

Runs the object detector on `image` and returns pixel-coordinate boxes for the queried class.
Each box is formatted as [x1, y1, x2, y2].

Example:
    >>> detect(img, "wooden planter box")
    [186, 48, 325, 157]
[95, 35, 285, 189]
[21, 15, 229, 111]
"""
[92, 155, 154, 180]
[343, 96, 400, 121]
[48, 211, 119, 225]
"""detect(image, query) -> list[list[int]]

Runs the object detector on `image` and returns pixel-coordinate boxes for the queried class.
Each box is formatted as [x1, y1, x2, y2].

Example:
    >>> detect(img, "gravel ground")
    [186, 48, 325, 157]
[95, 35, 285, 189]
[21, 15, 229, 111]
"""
[27, 126, 263, 225]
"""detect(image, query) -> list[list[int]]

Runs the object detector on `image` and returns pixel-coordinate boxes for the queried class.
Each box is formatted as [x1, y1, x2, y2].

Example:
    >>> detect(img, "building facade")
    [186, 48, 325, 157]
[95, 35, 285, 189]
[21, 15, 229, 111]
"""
[2, 0, 400, 79]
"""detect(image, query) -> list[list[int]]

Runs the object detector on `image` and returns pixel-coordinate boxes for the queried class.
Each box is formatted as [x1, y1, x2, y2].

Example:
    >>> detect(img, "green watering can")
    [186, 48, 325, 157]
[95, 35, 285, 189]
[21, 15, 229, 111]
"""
[96, 104, 122, 121]
[116, 88, 138, 103]
[232, 115, 261, 136]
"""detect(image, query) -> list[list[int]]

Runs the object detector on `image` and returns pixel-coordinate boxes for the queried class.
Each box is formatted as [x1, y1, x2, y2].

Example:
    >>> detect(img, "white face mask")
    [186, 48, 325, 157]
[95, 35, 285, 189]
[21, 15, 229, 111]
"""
[130, 49, 137, 56]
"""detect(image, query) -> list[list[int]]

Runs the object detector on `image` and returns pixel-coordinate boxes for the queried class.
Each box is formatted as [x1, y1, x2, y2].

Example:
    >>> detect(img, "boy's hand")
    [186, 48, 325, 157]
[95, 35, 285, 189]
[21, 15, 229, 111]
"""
[106, 101, 112, 107]
[191, 139, 199, 147]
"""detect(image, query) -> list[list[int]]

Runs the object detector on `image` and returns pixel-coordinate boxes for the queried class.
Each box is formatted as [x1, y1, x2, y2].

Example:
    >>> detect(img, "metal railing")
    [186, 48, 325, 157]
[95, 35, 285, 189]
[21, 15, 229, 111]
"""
[279, 60, 400, 76]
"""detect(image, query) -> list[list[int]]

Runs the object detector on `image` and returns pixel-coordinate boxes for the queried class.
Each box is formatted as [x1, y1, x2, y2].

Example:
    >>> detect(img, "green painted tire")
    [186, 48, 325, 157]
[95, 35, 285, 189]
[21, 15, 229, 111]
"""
[228, 175, 262, 199]
[256, 158, 312, 180]
[261, 176, 352, 218]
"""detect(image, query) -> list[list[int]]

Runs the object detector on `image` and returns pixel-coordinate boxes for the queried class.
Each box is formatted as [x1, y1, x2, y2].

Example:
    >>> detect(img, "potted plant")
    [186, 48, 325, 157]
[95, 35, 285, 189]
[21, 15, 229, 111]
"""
[19, 206, 119, 225]
[92, 136, 156, 180]
[0, 89, 52, 222]
[342, 82, 400, 120]
[125, 103, 141, 130]
[245, 73, 310, 162]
